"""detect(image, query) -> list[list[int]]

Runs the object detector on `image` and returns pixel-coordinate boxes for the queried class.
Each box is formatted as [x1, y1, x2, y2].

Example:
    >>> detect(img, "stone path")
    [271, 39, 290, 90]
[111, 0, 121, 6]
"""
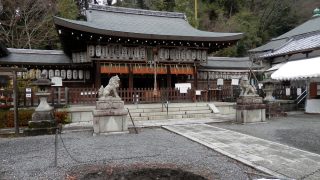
[163, 124, 320, 180]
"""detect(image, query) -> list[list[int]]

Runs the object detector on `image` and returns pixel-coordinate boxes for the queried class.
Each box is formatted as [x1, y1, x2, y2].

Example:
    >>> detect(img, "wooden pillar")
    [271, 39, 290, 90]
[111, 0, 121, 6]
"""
[129, 64, 133, 90]
[193, 65, 198, 89]
[95, 61, 101, 88]
[12, 71, 19, 135]
[166, 65, 171, 88]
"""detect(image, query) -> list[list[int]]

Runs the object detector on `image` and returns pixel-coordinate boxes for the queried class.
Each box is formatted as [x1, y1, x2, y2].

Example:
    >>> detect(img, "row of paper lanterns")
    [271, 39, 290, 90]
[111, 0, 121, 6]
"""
[17, 69, 91, 80]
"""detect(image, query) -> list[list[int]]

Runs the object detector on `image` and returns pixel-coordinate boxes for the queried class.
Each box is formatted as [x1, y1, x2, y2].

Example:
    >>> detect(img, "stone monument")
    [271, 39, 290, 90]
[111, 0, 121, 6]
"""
[92, 75, 128, 135]
[24, 73, 57, 136]
[235, 77, 266, 123]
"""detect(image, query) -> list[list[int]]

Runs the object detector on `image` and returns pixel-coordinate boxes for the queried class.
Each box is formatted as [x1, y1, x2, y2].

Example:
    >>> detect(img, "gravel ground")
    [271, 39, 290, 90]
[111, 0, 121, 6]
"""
[212, 113, 320, 155]
[0, 128, 270, 180]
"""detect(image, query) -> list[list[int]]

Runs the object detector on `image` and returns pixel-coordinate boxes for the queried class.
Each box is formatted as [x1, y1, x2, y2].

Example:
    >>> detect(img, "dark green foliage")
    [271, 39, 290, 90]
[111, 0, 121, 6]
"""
[116, 0, 320, 56]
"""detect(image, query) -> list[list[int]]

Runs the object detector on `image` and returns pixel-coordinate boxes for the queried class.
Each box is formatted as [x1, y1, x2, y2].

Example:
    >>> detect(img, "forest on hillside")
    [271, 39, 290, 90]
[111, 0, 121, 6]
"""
[0, 0, 320, 57]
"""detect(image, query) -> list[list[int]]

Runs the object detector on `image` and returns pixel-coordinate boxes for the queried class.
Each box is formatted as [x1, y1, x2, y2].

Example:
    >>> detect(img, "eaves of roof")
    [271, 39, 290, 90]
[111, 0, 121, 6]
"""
[53, 5, 243, 42]
[0, 48, 72, 65]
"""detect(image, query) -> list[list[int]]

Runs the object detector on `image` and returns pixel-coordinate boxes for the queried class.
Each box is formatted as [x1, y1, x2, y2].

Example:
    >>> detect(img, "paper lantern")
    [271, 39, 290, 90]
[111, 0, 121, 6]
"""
[36, 69, 41, 79]
[48, 69, 54, 79]
[55, 69, 60, 77]
[67, 70, 72, 80]
[72, 70, 78, 79]
[78, 70, 84, 80]
[60, 70, 66, 80]
[95, 45, 101, 57]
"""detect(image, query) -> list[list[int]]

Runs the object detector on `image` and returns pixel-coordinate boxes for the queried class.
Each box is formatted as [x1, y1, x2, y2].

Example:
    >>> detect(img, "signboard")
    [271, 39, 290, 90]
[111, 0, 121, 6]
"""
[26, 87, 32, 98]
[231, 79, 239, 86]
[217, 79, 224, 85]
[286, 88, 291, 96]
[51, 77, 62, 87]
[196, 90, 201, 95]
[297, 88, 302, 96]
[175, 83, 191, 94]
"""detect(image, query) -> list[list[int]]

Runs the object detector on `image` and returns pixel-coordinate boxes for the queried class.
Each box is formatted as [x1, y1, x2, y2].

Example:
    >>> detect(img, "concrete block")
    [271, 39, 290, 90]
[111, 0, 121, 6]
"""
[208, 103, 220, 114]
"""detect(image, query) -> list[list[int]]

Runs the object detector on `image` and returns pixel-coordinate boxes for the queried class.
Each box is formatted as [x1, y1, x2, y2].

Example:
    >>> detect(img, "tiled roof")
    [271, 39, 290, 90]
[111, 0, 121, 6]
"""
[0, 48, 71, 64]
[54, 5, 242, 42]
[200, 57, 261, 70]
[262, 32, 320, 58]
[250, 16, 320, 53]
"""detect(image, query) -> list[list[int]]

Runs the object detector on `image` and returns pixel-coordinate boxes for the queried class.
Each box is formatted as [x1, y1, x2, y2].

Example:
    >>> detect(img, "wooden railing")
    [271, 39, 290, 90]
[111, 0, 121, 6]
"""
[5, 85, 305, 107]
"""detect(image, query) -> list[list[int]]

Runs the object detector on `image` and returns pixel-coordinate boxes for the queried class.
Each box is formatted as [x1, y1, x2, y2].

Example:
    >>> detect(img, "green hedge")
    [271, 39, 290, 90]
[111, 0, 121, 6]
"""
[0, 109, 34, 128]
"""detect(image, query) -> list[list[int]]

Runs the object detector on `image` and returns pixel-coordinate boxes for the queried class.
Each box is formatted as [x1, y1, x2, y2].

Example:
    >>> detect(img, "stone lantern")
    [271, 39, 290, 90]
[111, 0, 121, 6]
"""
[24, 73, 56, 136]
[261, 79, 278, 102]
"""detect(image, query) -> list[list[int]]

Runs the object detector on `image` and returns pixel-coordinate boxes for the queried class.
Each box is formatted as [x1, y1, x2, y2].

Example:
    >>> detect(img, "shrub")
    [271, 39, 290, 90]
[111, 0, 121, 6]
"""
[5, 109, 34, 128]
[54, 110, 71, 124]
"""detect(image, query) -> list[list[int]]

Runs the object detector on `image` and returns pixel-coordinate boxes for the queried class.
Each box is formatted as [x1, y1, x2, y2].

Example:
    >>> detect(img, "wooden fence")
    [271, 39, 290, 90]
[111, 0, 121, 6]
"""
[2, 85, 305, 107]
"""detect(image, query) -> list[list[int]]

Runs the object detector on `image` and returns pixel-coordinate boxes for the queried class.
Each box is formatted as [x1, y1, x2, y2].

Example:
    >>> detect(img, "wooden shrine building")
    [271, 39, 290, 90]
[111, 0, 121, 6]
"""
[53, 4, 242, 89]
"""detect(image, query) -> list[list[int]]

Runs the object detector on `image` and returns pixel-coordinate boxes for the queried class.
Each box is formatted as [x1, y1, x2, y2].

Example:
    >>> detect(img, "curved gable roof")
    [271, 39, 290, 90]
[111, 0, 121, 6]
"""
[54, 5, 242, 42]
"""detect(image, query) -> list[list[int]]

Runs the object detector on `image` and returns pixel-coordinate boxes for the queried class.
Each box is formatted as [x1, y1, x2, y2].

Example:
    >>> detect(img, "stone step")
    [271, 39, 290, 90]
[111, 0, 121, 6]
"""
[126, 102, 209, 110]
[140, 111, 186, 117]
[185, 110, 212, 114]
[147, 114, 183, 120]
[128, 106, 210, 114]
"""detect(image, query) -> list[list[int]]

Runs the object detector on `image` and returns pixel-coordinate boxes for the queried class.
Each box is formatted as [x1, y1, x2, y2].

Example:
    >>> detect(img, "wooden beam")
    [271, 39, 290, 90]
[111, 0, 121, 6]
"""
[0, 67, 27, 72]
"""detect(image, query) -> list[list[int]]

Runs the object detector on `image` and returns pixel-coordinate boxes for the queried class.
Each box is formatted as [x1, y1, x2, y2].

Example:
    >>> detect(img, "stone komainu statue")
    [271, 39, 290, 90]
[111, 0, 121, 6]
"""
[98, 75, 120, 100]
[239, 76, 257, 96]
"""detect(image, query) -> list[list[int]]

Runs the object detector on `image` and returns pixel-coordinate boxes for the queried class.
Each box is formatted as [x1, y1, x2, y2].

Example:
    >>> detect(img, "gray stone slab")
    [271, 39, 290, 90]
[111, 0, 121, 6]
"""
[163, 124, 320, 179]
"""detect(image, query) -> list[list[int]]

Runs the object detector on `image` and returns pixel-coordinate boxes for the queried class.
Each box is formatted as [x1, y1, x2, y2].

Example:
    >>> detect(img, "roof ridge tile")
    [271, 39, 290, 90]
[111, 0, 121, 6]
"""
[89, 4, 186, 20]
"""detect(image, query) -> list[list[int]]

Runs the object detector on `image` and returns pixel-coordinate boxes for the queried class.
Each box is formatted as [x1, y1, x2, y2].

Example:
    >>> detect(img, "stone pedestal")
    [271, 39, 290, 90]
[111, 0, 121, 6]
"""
[236, 96, 266, 123]
[24, 95, 56, 136]
[92, 97, 128, 135]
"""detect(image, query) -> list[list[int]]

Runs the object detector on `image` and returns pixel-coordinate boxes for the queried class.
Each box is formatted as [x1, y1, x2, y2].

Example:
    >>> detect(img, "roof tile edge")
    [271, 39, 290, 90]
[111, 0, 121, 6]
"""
[8, 48, 64, 55]
[89, 4, 186, 20]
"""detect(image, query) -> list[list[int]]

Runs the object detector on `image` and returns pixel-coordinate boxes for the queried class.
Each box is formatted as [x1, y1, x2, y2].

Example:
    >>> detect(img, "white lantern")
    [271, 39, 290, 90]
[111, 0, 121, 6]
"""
[197, 50, 202, 60]
[36, 69, 41, 79]
[128, 47, 133, 59]
[29, 69, 36, 79]
[72, 70, 78, 79]
[159, 48, 164, 60]
[170, 49, 175, 60]
[164, 49, 170, 59]
[191, 50, 197, 60]
[104, 46, 109, 58]
[140, 47, 146, 59]
[122, 47, 128, 59]
[61, 70, 66, 80]
[67, 69, 72, 80]
[17, 72, 22, 78]
[48, 69, 54, 79]
[42, 69, 48, 79]
[78, 70, 84, 80]
[109, 45, 115, 58]
[175, 49, 181, 61]
[88, 45, 95, 57]
[55, 69, 60, 77]
[114, 45, 120, 58]
[186, 50, 192, 61]
[181, 49, 186, 61]
[95, 45, 101, 57]
[134, 47, 139, 59]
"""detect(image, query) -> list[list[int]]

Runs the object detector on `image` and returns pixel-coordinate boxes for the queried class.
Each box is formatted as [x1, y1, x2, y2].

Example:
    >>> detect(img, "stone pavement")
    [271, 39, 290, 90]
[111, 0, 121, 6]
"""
[163, 124, 320, 180]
